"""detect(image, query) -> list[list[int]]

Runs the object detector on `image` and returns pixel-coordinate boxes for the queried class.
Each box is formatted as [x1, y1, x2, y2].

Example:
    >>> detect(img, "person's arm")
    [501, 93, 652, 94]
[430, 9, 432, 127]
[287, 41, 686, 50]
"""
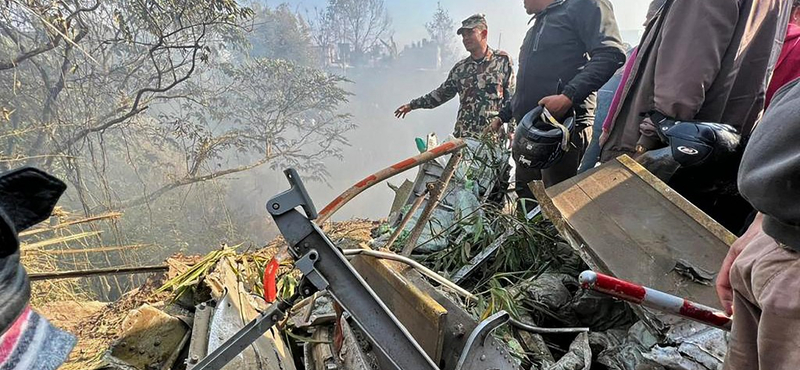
[637, 0, 738, 150]
[562, 0, 626, 105]
[652, 0, 738, 120]
[498, 104, 513, 124]
[409, 67, 459, 110]
[498, 55, 516, 126]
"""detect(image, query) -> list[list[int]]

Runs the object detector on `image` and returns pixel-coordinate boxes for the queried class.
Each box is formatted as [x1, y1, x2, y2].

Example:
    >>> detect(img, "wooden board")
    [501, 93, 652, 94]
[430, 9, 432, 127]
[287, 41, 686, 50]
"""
[533, 155, 734, 310]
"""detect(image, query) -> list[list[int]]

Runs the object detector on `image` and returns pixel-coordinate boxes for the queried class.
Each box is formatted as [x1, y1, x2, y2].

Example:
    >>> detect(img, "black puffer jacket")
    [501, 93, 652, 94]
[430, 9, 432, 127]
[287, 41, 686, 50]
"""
[0, 168, 66, 333]
[501, 0, 626, 126]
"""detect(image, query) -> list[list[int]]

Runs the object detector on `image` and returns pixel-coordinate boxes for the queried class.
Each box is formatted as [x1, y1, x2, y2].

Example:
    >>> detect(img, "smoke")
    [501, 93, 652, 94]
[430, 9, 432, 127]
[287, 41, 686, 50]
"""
[226, 0, 651, 240]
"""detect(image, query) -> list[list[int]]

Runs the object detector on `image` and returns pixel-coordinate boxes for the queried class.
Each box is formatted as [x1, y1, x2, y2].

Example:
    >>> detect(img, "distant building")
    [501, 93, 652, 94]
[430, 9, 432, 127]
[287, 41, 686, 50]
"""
[399, 39, 442, 71]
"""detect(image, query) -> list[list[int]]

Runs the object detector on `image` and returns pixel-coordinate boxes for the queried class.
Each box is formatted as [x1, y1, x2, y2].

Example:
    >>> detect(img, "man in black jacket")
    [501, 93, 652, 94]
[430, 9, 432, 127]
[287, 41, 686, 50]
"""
[492, 0, 625, 199]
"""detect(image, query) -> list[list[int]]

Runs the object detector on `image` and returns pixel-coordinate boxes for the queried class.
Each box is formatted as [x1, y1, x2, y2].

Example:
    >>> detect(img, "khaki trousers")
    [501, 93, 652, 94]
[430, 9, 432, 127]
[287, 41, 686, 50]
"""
[723, 233, 800, 370]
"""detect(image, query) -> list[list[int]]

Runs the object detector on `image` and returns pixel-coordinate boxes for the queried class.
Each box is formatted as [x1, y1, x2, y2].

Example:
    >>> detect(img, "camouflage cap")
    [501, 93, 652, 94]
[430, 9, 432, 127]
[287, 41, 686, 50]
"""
[456, 14, 487, 35]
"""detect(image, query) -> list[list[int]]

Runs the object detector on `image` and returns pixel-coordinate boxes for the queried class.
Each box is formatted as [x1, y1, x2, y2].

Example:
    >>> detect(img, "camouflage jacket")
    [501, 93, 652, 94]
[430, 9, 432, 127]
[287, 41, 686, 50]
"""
[410, 48, 515, 138]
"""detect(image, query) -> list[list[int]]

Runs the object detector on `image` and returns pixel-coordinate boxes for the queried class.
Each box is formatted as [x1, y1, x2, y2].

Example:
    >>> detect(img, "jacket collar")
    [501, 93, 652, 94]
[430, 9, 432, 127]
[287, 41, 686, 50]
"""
[529, 0, 567, 23]
[469, 46, 494, 64]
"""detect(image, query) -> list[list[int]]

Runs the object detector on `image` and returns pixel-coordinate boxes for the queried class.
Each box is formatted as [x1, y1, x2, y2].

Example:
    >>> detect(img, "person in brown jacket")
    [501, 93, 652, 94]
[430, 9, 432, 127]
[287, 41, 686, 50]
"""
[599, 0, 787, 234]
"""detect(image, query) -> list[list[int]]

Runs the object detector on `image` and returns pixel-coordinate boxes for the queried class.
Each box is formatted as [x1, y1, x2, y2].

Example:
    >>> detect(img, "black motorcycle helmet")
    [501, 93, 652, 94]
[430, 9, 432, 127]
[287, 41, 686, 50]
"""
[512, 106, 576, 169]
[664, 121, 741, 167]
[646, 111, 742, 168]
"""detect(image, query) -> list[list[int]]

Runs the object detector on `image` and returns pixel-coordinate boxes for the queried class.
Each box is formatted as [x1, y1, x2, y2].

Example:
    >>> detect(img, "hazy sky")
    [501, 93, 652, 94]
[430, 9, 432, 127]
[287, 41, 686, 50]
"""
[278, 0, 650, 49]
[249, 0, 651, 222]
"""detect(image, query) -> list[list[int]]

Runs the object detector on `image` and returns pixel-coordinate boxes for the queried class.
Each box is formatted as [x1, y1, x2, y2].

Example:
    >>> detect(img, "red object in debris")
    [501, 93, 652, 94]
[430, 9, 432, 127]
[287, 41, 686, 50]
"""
[263, 257, 280, 303]
[579, 270, 732, 331]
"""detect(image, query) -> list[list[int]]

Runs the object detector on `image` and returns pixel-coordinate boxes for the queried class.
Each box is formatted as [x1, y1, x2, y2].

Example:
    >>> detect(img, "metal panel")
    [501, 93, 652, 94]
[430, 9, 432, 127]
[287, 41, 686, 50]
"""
[351, 255, 447, 362]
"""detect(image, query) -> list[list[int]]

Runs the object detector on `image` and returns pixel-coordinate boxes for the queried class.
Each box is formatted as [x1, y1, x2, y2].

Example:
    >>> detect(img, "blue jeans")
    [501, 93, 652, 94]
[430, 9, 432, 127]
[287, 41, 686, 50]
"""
[578, 75, 621, 173]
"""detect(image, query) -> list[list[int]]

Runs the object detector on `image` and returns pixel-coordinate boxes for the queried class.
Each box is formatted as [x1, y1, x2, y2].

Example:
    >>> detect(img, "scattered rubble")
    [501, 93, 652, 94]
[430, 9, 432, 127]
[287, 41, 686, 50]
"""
[30, 142, 732, 370]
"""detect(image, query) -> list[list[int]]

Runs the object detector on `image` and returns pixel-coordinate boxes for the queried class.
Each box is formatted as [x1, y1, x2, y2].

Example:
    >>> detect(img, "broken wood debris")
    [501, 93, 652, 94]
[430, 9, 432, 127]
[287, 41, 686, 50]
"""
[19, 212, 123, 237]
[29, 264, 169, 281]
[402, 149, 463, 256]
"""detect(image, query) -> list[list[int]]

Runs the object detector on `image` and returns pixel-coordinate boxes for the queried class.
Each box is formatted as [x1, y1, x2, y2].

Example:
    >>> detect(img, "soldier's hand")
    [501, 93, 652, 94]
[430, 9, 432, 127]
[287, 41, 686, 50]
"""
[487, 117, 504, 133]
[539, 94, 573, 120]
[394, 104, 413, 119]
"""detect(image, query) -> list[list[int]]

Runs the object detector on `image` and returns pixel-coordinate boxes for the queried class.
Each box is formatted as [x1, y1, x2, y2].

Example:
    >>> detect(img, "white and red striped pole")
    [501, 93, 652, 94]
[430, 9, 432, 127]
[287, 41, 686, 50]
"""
[579, 270, 732, 331]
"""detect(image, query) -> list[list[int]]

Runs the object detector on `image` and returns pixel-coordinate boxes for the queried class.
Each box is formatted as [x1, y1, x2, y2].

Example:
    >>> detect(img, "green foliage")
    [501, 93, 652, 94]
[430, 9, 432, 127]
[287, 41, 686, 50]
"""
[276, 273, 298, 300]
[158, 247, 240, 299]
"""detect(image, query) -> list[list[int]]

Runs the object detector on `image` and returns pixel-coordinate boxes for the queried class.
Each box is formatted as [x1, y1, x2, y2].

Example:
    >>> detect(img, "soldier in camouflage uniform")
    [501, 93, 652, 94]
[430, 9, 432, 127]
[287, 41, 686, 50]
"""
[394, 14, 515, 138]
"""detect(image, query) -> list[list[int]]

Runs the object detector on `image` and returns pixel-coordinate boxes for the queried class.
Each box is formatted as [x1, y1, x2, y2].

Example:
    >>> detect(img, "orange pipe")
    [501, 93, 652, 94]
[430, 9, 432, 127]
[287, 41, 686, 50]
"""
[316, 139, 466, 224]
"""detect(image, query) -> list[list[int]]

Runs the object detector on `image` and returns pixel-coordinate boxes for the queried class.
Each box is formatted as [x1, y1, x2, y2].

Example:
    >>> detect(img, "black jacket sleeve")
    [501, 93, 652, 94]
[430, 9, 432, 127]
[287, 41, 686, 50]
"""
[499, 102, 513, 123]
[562, 0, 626, 104]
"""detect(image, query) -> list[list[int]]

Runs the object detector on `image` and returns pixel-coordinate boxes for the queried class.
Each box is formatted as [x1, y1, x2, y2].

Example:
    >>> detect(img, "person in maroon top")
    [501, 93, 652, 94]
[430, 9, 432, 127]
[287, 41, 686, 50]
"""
[765, 0, 800, 109]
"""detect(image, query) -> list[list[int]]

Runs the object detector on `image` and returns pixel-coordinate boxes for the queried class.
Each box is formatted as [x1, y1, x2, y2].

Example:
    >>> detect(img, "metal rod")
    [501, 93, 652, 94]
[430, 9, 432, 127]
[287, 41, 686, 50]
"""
[190, 298, 294, 370]
[579, 270, 732, 331]
[384, 190, 428, 250]
[23, 244, 152, 255]
[316, 139, 466, 224]
[508, 318, 589, 334]
[29, 265, 169, 281]
[402, 150, 463, 256]
[342, 249, 476, 301]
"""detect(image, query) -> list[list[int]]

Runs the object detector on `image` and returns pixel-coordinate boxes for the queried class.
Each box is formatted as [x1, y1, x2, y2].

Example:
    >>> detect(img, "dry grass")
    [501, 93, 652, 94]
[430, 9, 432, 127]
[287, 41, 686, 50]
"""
[35, 218, 380, 369]
[23, 209, 153, 305]
[59, 273, 174, 370]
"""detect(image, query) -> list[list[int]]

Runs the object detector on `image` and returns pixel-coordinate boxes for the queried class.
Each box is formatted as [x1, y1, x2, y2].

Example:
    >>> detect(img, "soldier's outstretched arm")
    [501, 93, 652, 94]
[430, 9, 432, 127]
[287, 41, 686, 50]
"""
[408, 67, 459, 111]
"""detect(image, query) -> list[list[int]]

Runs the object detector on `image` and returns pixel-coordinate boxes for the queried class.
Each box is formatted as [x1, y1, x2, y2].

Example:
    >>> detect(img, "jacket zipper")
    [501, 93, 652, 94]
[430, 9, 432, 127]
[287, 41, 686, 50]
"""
[533, 15, 547, 51]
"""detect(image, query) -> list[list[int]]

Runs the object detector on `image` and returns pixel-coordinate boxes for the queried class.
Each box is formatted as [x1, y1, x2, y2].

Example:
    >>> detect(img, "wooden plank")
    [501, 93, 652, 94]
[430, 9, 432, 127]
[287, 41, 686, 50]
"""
[617, 156, 737, 245]
[351, 255, 446, 363]
[534, 155, 730, 310]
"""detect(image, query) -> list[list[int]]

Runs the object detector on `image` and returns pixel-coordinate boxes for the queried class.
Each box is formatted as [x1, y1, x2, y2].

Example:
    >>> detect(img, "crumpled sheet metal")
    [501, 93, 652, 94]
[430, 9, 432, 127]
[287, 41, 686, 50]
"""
[291, 293, 336, 329]
[202, 257, 295, 370]
[673, 260, 716, 286]
[593, 319, 727, 370]
[642, 346, 708, 370]
[382, 138, 505, 254]
[544, 332, 591, 370]
[664, 320, 727, 369]
[337, 317, 379, 370]
[590, 322, 660, 370]
[206, 292, 290, 370]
